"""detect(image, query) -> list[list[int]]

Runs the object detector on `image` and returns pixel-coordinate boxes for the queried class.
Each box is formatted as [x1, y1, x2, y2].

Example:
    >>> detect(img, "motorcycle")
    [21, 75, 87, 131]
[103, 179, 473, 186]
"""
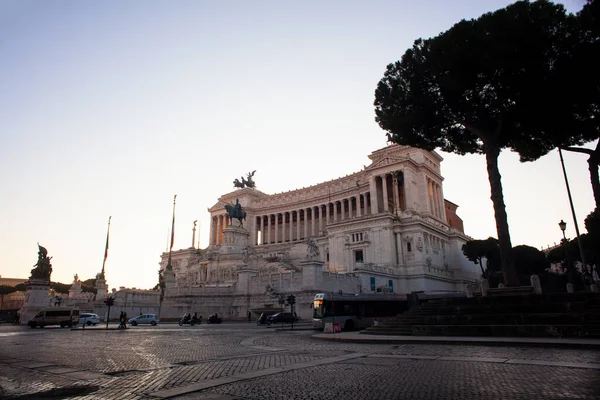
[207, 314, 222, 324]
[256, 313, 268, 326]
[179, 315, 201, 326]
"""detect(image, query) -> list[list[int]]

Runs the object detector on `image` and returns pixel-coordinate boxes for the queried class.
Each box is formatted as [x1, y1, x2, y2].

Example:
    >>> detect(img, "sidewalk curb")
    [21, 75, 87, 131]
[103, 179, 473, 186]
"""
[311, 332, 600, 349]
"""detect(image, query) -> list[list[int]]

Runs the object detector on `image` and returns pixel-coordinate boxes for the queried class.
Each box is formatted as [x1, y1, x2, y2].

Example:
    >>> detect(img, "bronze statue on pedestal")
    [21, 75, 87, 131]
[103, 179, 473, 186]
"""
[30, 243, 52, 281]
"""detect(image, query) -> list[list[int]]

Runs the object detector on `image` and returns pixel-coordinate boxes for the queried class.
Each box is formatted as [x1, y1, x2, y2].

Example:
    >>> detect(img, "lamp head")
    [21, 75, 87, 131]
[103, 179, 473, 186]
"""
[559, 220, 567, 232]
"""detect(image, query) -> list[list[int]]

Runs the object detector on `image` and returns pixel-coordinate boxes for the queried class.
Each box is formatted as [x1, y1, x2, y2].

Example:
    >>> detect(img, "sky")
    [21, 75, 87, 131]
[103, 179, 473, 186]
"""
[0, 0, 595, 291]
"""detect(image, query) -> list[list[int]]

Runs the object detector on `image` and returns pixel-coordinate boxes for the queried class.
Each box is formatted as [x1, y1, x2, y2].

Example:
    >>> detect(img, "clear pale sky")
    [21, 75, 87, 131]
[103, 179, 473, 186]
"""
[1, 0, 595, 290]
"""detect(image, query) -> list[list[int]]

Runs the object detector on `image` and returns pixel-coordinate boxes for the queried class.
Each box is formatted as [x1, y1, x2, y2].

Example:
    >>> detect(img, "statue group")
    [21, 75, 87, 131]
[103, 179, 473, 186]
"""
[233, 170, 256, 189]
[30, 243, 52, 281]
[224, 198, 247, 227]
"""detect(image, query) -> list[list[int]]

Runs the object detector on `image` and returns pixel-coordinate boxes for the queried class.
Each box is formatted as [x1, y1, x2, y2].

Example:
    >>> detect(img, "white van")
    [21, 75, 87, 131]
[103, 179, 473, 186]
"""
[28, 308, 79, 328]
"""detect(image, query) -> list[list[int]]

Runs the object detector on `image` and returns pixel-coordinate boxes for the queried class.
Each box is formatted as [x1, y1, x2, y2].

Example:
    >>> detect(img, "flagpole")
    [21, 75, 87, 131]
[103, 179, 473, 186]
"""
[101, 216, 111, 278]
[166, 195, 177, 271]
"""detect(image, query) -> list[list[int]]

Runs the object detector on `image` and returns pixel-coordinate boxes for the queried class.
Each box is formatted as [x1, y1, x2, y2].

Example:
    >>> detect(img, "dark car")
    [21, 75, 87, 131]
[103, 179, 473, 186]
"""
[266, 312, 298, 324]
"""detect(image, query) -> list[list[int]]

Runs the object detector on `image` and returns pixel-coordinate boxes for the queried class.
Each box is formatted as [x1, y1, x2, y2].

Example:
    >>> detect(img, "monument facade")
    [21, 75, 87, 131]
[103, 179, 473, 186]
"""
[158, 145, 479, 320]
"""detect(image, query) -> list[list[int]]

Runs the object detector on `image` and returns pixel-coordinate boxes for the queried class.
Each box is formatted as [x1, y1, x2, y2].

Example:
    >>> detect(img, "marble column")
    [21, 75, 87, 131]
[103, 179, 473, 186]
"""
[356, 195, 361, 217]
[304, 209, 309, 238]
[381, 174, 389, 212]
[282, 212, 287, 242]
[333, 202, 338, 222]
[275, 213, 279, 243]
[393, 174, 400, 215]
[216, 215, 222, 245]
[260, 216, 265, 245]
[311, 207, 316, 236]
[370, 176, 379, 214]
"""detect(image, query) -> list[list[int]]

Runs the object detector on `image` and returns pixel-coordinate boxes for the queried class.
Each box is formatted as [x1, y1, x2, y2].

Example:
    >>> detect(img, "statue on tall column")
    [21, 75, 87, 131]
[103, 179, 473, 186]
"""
[30, 243, 53, 281]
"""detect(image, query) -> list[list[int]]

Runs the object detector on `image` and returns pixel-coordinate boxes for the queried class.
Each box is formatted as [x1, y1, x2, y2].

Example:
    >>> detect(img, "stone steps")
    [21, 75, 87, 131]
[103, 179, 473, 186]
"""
[361, 293, 600, 338]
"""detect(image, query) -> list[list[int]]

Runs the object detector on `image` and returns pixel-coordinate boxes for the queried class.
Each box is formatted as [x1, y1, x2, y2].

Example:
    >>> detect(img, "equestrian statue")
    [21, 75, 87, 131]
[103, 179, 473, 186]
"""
[233, 170, 256, 189]
[224, 198, 247, 227]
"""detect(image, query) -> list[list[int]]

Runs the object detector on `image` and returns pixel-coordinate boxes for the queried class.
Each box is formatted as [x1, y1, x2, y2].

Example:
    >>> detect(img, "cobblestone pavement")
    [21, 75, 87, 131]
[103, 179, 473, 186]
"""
[0, 323, 599, 399]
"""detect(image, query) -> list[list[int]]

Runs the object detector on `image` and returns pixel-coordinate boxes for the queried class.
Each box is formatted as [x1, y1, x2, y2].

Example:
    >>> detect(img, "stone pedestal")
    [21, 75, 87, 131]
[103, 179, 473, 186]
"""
[221, 225, 250, 253]
[19, 279, 51, 325]
[301, 259, 324, 290]
[94, 274, 108, 301]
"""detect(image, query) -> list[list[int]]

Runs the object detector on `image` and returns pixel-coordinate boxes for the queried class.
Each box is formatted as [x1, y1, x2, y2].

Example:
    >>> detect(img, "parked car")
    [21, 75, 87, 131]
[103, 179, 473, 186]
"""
[79, 313, 100, 326]
[128, 314, 159, 326]
[266, 312, 298, 324]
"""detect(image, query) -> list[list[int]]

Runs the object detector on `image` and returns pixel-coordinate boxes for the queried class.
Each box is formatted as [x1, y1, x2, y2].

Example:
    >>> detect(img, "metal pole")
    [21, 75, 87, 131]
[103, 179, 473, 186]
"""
[562, 229, 573, 284]
[558, 149, 587, 279]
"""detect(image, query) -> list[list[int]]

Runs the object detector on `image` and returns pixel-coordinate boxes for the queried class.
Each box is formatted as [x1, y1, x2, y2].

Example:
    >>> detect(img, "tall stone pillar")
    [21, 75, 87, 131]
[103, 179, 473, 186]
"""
[381, 174, 389, 212]
[290, 211, 294, 243]
[356, 195, 362, 217]
[274, 213, 279, 243]
[304, 209, 308, 239]
[265, 215, 271, 244]
[333, 202, 338, 222]
[393, 175, 401, 215]
[281, 212, 286, 242]
[427, 179, 434, 215]
[259, 216, 264, 245]
[296, 210, 301, 241]
[311, 207, 316, 236]
[216, 216, 222, 245]
[370, 176, 379, 214]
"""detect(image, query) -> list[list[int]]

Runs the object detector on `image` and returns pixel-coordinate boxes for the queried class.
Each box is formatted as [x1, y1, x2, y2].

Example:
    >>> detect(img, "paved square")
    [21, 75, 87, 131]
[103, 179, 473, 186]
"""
[0, 323, 599, 399]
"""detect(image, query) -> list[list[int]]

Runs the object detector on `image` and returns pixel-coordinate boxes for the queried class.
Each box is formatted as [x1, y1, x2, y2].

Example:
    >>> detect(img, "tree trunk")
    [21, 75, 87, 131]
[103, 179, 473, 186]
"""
[478, 257, 486, 276]
[562, 142, 600, 209]
[484, 147, 519, 286]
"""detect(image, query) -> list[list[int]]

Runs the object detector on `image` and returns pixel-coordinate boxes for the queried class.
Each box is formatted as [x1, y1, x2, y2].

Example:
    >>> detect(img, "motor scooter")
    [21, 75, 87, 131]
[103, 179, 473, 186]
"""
[256, 313, 268, 326]
[207, 314, 222, 324]
[179, 314, 201, 326]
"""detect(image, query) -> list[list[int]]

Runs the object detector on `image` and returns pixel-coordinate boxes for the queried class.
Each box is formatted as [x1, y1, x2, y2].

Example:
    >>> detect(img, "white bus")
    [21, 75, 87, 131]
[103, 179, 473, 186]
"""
[312, 292, 408, 331]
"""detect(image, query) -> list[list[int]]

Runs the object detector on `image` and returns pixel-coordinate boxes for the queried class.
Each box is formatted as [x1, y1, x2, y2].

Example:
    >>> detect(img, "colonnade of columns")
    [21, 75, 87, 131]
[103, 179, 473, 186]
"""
[209, 171, 414, 246]
[254, 194, 368, 245]
[426, 177, 444, 220]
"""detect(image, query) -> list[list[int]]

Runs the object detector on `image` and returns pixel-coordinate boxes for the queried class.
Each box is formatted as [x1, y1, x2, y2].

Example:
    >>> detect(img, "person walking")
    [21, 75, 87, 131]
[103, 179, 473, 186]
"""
[118, 311, 126, 329]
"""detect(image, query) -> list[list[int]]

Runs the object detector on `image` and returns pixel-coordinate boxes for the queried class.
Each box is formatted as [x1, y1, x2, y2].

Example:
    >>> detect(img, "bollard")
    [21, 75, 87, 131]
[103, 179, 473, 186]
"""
[567, 283, 574, 293]
[530, 275, 542, 295]
[481, 279, 489, 297]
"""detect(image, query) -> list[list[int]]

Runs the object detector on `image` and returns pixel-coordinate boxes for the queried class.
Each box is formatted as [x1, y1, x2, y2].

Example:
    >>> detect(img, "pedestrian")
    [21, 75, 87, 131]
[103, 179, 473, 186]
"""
[247, 310, 252, 322]
[119, 311, 126, 329]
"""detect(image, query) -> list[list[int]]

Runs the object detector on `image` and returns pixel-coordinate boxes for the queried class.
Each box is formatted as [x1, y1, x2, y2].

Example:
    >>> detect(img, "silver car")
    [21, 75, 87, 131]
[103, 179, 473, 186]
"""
[128, 314, 159, 326]
[79, 313, 100, 326]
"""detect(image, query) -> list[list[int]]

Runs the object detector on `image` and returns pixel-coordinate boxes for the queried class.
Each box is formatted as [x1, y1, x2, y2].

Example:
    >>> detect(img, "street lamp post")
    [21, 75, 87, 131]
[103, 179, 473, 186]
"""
[559, 220, 574, 286]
